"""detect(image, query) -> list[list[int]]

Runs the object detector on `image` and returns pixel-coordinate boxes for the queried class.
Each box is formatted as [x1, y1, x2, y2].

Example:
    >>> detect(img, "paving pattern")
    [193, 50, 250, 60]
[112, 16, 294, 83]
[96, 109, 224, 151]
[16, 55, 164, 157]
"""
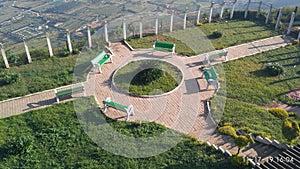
[0, 35, 290, 158]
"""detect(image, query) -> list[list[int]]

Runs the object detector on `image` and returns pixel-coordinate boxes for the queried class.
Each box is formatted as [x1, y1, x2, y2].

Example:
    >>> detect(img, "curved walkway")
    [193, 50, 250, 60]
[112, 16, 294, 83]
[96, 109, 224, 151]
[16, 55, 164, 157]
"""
[0, 35, 291, 157]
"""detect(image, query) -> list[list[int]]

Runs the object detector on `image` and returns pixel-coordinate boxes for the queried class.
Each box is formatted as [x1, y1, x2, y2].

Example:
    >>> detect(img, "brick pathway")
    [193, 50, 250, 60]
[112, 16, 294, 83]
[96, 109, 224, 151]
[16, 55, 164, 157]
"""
[0, 35, 290, 157]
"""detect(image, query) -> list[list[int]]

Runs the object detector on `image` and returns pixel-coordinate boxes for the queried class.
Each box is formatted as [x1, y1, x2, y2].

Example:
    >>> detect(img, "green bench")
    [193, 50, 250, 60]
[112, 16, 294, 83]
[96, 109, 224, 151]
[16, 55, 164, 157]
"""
[153, 41, 176, 56]
[55, 84, 85, 103]
[102, 97, 134, 121]
[202, 66, 219, 90]
[204, 49, 228, 65]
[91, 50, 113, 73]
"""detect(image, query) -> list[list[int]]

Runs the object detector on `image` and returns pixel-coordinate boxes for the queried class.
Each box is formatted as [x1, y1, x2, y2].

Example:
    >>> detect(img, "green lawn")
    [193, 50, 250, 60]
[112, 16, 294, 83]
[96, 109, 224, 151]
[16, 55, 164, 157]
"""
[127, 19, 279, 55]
[114, 60, 183, 95]
[199, 20, 279, 50]
[211, 45, 300, 144]
[0, 98, 249, 169]
[0, 56, 82, 101]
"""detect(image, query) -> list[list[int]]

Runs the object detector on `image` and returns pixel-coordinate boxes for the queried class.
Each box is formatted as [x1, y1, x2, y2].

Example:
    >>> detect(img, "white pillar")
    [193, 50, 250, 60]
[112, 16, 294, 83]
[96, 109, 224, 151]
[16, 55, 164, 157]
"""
[287, 12, 296, 35]
[87, 26, 92, 48]
[139, 19, 143, 38]
[23, 40, 32, 63]
[265, 4, 273, 24]
[183, 13, 187, 29]
[0, 44, 9, 68]
[104, 21, 109, 43]
[220, 1, 226, 20]
[66, 30, 73, 53]
[244, 0, 251, 19]
[230, 0, 238, 20]
[46, 35, 53, 57]
[155, 17, 159, 35]
[208, 2, 214, 23]
[257, 1, 262, 17]
[275, 8, 282, 31]
[170, 10, 174, 32]
[196, 5, 201, 24]
[123, 19, 127, 40]
[298, 30, 300, 40]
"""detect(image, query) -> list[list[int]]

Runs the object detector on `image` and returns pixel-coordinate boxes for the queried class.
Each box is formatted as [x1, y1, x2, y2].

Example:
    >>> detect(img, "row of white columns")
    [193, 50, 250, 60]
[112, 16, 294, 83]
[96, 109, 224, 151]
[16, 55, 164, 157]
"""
[1, 3, 298, 68]
[1, 26, 93, 68]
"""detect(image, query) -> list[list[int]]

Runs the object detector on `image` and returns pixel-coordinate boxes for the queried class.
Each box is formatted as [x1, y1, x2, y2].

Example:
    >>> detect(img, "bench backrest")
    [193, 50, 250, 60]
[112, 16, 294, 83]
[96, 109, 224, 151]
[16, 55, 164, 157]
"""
[209, 49, 228, 59]
[210, 67, 218, 80]
[218, 50, 228, 56]
[103, 100, 128, 111]
[56, 85, 84, 97]
[91, 51, 108, 65]
[155, 42, 174, 49]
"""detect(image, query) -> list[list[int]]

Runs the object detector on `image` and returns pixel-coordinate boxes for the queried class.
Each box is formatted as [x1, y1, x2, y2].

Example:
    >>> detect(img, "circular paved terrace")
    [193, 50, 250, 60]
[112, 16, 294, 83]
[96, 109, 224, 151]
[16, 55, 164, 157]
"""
[85, 42, 217, 138]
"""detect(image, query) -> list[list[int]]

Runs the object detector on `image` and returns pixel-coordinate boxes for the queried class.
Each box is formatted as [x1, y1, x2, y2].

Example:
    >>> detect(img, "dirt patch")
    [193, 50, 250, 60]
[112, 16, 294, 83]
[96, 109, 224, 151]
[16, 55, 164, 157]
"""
[286, 87, 300, 101]
[263, 100, 282, 109]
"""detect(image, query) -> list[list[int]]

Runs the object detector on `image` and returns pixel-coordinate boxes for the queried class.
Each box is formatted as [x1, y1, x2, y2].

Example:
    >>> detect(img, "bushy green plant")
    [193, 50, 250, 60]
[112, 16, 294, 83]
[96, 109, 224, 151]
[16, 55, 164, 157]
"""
[131, 68, 164, 86]
[283, 120, 300, 141]
[64, 50, 71, 57]
[234, 135, 250, 154]
[4, 73, 20, 84]
[266, 63, 284, 76]
[230, 155, 249, 168]
[212, 30, 223, 38]
[8, 55, 20, 64]
[218, 125, 237, 138]
[72, 48, 80, 54]
[268, 108, 289, 120]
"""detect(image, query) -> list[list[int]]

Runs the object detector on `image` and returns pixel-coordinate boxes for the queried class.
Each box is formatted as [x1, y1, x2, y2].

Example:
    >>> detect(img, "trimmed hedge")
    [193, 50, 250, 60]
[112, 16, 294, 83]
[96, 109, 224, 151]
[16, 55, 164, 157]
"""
[268, 108, 289, 120]
[218, 125, 237, 138]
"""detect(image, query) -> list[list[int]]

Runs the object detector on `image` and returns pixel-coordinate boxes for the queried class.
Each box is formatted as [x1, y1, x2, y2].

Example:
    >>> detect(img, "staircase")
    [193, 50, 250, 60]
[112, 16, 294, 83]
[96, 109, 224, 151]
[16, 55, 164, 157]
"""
[256, 145, 300, 169]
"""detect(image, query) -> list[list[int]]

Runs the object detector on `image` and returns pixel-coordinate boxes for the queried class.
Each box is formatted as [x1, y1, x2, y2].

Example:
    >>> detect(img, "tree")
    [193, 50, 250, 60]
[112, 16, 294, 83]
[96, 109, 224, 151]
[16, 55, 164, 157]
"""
[234, 135, 249, 155]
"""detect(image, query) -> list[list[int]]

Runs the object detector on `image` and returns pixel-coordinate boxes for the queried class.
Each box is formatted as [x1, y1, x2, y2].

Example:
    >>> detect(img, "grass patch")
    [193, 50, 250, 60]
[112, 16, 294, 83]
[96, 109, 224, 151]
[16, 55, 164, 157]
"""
[0, 98, 250, 168]
[212, 45, 300, 144]
[0, 56, 87, 101]
[198, 20, 279, 50]
[114, 60, 183, 96]
[126, 19, 279, 55]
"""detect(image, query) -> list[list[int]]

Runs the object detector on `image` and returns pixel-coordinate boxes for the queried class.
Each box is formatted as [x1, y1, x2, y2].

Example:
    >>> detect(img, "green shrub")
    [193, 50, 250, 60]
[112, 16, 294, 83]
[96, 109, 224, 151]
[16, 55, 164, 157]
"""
[64, 50, 71, 57]
[283, 120, 300, 141]
[212, 30, 223, 38]
[4, 73, 20, 84]
[234, 135, 250, 154]
[230, 155, 249, 168]
[266, 63, 284, 76]
[268, 108, 289, 120]
[218, 125, 237, 138]
[131, 68, 164, 86]
[72, 48, 80, 54]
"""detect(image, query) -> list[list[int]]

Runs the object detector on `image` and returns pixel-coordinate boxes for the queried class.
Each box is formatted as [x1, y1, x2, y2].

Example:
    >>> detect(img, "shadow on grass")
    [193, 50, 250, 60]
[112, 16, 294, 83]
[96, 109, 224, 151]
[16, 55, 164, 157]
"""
[269, 76, 300, 85]
[282, 61, 300, 67]
[250, 69, 270, 77]
[259, 55, 299, 64]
